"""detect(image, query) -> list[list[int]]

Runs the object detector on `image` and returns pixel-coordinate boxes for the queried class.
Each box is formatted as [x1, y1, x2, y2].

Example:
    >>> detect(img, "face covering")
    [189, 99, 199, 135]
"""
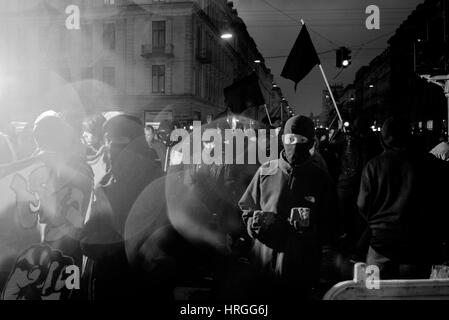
[106, 142, 128, 170]
[284, 143, 311, 165]
[283, 116, 315, 166]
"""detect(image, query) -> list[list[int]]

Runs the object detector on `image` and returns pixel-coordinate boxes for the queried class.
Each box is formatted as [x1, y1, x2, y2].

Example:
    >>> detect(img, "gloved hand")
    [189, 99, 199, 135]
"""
[246, 211, 276, 239]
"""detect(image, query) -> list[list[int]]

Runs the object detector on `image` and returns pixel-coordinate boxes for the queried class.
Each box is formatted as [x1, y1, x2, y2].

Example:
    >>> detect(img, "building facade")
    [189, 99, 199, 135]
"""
[353, 49, 392, 124]
[0, 0, 284, 129]
[351, 0, 449, 139]
[320, 83, 344, 126]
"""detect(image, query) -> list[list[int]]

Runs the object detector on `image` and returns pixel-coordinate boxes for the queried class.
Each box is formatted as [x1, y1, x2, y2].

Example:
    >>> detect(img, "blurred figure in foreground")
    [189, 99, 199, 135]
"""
[0, 111, 93, 300]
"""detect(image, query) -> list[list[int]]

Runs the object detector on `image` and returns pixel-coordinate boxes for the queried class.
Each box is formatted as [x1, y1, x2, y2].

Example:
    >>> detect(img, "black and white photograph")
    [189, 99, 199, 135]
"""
[0, 0, 448, 311]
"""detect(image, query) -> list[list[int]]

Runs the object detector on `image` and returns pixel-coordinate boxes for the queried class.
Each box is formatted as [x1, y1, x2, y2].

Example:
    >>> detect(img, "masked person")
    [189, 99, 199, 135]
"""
[239, 116, 339, 300]
[80, 114, 162, 300]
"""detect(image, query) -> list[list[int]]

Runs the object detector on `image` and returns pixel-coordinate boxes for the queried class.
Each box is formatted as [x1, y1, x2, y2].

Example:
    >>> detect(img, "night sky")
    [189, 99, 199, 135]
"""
[233, 0, 423, 117]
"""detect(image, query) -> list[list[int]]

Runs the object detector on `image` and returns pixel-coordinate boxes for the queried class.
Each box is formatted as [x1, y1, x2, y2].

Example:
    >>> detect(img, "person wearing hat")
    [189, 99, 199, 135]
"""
[358, 116, 449, 280]
[239, 115, 339, 300]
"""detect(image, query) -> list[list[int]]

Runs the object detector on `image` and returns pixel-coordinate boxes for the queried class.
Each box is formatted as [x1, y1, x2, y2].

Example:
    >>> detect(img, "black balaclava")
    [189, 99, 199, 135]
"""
[283, 115, 315, 166]
[103, 114, 144, 170]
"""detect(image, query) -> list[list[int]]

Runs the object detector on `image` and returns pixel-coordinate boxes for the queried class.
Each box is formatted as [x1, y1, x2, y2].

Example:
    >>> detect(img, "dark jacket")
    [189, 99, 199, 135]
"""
[358, 148, 449, 264]
[80, 136, 162, 300]
[239, 153, 339, 290]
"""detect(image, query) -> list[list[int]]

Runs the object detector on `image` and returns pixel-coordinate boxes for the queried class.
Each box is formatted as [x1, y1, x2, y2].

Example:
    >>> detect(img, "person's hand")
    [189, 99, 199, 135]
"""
[288, 218, 301, 231]
[252, 211, 275, 230]
[246, 211, 276, 239]
[288, 208, 310, 233]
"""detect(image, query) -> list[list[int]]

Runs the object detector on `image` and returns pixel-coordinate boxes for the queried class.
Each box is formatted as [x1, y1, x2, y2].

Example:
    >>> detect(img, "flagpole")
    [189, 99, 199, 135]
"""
[264, 104, 273, 126]
[318, 64, 343, 126]
[300, 19, 344, 128]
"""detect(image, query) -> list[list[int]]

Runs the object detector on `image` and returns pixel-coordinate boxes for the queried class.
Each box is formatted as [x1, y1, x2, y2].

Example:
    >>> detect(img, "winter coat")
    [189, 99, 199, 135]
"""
[238, 152, 339, 291]
[358, 148, 449, 264]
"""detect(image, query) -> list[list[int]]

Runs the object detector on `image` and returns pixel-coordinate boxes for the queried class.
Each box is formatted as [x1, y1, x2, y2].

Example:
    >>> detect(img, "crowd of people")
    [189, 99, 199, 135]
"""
[0, 110, 448, 301]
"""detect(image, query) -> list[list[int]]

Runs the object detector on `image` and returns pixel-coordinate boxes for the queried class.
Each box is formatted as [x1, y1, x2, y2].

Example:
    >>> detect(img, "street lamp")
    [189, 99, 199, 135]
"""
[369, 84, 374, 88]
[254, 59, 261, 64]
[221, 32, 233, 40]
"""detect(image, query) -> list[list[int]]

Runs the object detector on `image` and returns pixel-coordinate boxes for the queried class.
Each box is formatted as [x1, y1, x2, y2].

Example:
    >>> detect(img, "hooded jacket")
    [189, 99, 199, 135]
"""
[239, 152, 338, 290]
[357, 118, 449, 264]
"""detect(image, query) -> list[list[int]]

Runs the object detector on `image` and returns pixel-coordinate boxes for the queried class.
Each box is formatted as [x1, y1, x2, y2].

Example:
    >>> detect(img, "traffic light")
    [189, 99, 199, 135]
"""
[336, 47, 352, 68]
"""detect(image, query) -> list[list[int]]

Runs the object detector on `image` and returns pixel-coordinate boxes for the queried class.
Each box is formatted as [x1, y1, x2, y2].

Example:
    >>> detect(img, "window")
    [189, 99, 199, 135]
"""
[103, 23, 116, 50]
[103, 67, 115, 87]
[104, 0, 115, 5]
[196, 25, 202, 53]
[82, 25, 93, 52]
[152, 65, 165, 93]
[152, 21, 166, 52]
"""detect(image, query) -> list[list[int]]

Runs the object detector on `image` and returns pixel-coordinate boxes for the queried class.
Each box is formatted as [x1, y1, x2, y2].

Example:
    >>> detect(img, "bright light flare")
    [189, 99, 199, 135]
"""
[220, 33, 233, 40]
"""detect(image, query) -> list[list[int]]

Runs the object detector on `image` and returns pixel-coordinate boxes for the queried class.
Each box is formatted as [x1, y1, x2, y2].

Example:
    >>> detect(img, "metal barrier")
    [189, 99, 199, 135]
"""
[323, 263, 449, 300]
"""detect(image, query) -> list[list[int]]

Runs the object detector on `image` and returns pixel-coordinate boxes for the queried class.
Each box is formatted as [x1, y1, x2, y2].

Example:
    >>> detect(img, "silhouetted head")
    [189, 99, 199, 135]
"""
[33, 111, 75, 153]
[103, 114, 145, 169]
[381, 116, 411, 150]
[353, 115, 371, 136]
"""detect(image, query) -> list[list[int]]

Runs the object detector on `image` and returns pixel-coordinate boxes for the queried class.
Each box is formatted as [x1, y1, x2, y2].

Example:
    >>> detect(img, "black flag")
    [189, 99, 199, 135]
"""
[281, 25, 320, 90]
[224, 73, 265, 114]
